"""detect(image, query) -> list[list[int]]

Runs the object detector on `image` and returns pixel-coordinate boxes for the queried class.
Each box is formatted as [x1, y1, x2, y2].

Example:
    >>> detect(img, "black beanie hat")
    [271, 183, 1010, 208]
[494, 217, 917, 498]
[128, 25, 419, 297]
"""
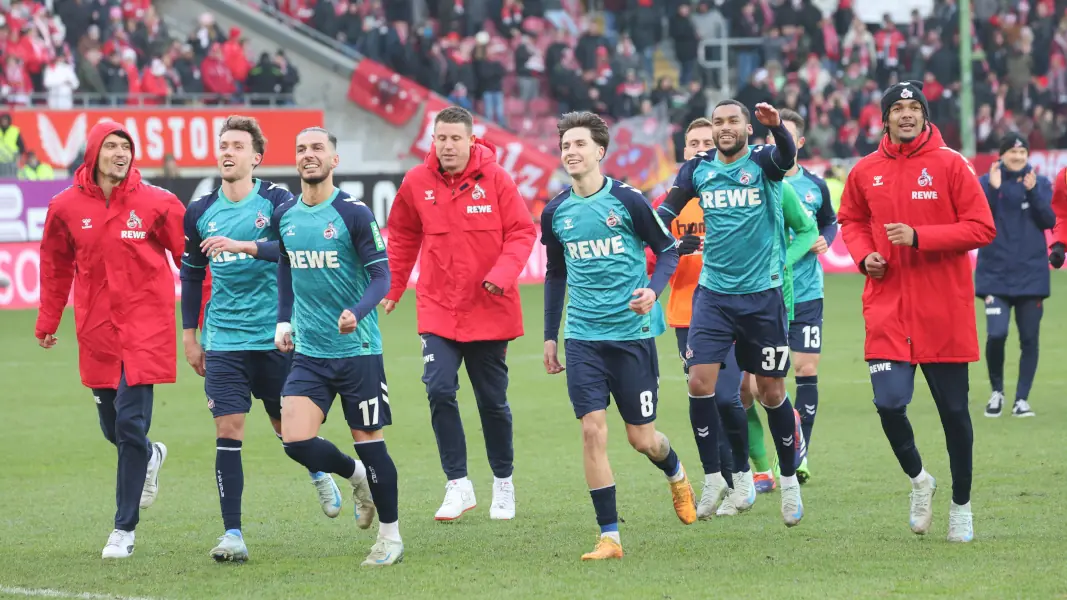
[881, 80, 931, 124]
[999, 132, 1029, 155]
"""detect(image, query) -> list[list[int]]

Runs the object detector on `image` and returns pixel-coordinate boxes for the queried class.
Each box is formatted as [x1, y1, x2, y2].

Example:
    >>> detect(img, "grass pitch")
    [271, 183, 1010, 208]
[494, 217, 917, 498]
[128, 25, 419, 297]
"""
[1, 275, 1065, 599]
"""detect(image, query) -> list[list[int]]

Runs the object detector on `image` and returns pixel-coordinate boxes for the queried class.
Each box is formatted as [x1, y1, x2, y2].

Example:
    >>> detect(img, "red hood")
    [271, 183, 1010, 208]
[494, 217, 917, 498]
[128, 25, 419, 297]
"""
[423, 137, 499, 179]
[75, 120, 141, 195]
[879, 123, 946, 159]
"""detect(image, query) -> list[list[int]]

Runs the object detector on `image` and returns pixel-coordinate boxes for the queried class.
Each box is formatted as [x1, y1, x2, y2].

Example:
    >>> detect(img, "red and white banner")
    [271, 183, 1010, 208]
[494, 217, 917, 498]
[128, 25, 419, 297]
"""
[11, 108, 325, 169]
[409, 97, 559, 203]
[347, 59, 425, 126]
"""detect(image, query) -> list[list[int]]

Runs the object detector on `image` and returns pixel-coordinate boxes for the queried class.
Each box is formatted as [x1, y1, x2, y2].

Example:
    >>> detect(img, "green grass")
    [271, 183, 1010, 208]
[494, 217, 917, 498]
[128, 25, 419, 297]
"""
[1, 274, 1066, 600]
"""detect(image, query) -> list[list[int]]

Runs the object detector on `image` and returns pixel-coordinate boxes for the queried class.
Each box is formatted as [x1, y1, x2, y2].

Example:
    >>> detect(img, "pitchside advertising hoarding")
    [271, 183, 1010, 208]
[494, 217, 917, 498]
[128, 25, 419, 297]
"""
[9, 108, 326, 169]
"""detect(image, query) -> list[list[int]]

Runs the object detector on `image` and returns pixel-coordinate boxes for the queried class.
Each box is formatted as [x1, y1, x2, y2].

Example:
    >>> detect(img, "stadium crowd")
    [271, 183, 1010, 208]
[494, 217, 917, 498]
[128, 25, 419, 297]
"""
[0, 0, 299, 107]
[276, 0, 1067, 160]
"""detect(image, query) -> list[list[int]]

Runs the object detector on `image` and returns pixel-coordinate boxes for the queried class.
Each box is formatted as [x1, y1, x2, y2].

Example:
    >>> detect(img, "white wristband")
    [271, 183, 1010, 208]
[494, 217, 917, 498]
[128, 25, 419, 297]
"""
[275, 322, 293, 345]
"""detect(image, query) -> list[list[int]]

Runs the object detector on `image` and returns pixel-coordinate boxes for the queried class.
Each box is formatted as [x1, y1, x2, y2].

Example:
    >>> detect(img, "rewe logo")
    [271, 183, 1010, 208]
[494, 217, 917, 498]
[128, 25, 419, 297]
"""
[700, 188, 762, 209]
[566, 235, 626, 259]
[869, 362, 893, 374]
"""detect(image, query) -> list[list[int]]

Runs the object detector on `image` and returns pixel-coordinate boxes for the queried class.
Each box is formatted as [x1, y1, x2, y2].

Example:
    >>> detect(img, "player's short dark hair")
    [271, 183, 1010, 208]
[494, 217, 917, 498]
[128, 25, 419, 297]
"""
[686, 118, 713, 135]
[779, 108, 805, 137]
[297, 127, 337, 149]
[557, 111, 611, 151]
[434, 106, 474, 132]
[712, 100, 750, 123]
[220, 115, 267, 155]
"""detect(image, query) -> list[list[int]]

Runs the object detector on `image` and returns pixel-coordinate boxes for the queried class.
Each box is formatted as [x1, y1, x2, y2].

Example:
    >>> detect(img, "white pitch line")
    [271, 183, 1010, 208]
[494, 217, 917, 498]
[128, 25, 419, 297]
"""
[0, 586, 158, 600]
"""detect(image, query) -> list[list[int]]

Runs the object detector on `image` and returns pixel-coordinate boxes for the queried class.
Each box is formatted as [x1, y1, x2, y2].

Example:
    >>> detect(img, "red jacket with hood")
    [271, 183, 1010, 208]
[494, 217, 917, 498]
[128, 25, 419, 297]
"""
[839, 124, 996, 364]
[386, 139, 537, 342]
[35, 121, 186, 388]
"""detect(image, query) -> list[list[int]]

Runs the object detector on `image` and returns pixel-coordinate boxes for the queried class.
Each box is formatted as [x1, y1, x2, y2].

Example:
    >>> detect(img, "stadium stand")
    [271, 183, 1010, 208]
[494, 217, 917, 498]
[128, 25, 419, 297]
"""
[0, 0, 298, 107]
[255, 0, 1067, 161]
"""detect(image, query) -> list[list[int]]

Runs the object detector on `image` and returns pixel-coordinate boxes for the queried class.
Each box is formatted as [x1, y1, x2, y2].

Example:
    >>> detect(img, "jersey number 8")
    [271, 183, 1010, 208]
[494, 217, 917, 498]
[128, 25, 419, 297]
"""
[639, 390, 654, 418]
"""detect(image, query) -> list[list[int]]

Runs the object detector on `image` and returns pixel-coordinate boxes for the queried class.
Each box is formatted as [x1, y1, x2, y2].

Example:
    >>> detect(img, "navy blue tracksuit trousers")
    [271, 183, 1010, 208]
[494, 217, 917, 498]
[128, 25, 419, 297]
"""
[421, 334, 514, 480]
[92, 368, 154, 531]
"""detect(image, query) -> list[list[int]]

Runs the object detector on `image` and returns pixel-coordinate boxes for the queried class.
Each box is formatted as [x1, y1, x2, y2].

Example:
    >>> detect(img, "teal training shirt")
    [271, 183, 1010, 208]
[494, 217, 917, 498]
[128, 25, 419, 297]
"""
[181, 178, 293, 351]
[540, 177, 676, 342]
[785, 167, 837, 303]
[273, 189, 389, 359]
[664, 145, 792, 295]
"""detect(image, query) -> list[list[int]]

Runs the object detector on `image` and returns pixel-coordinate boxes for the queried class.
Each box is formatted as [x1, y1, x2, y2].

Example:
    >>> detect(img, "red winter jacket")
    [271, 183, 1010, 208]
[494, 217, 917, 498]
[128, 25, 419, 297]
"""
[839, 125, 996, 364]
[35, 121, 186, 388]
[386, 139, 537, 342]
[1050, 167, 1067, 246]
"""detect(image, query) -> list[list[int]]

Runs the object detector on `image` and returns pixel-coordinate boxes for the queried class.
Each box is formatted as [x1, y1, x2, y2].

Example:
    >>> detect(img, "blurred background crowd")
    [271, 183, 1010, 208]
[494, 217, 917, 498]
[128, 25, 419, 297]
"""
[3, 0, 1067, 166]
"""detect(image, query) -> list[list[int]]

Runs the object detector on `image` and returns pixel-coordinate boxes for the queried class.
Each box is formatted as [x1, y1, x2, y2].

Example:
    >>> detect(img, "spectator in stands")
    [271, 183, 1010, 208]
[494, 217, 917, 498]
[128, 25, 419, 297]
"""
[174, 43, 204, 101]
[201, 42, 236, 103]
[100, 49, 129, 103]
[628, 0, 661, 78]
[246, 51, 280, 105]
[0, 112, 25, 179]
[473, 41, 506, 124]
[140, 57, 169, 104]
[669, 3, 699, 86]
[120, 47, 142, 102]
[447, 81, 473, 111]
[514, 32, 542, 110]
[43, 53, 79, 108]
[18, 151, 55, 180]
[222, 27, 251, 91]
[77, 47, 106, 102]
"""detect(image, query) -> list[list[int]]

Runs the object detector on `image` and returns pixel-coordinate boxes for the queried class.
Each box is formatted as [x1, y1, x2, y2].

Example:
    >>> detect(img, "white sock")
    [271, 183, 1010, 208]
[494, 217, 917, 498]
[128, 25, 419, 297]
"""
[350, 460, 367, 482]
[379, 520, 401, 542]
[952, 501, 971, 512]
[452, 476, 470, 485]
[910, 468, 929, 486]
[601, 531, 620, 543]
[494, 475, 513, 486]
[781, 474, 799, 487]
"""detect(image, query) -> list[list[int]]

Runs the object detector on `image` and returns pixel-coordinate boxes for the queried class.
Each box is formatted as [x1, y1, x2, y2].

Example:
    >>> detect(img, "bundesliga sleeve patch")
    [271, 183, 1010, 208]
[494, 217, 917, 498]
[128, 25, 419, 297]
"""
[370, 221, 386, 251]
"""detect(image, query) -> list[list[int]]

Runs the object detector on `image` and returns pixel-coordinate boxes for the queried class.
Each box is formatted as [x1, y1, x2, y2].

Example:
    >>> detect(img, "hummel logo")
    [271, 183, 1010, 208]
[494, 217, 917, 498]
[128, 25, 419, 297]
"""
[696, 426, 709, 438]
[782, 435, 794, 446]
[805, 405, 816, 415]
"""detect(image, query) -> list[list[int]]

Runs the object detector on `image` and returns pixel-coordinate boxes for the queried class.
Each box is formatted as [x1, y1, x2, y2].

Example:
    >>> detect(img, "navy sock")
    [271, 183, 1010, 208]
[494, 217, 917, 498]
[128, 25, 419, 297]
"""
[689, 394, 721, 474]
[353, 440, 399, 524]
[718, 397, 749, 474]
[877, 406, 924, 479]
[717, 430, 733, 485]
[763, 397, 799, 477]
[985, 336, 1006, 393]
[283, 437, 357, 479]
[216, 438, 244, 532]
[794, 375, 818, 447]
[650, 443, 680, 479]
[589, 485, 618, 533]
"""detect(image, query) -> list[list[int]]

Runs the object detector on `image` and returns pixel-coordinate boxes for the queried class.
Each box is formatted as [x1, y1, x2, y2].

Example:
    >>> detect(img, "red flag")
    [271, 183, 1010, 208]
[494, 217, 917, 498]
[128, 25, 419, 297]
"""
[347, 59, 424, 126]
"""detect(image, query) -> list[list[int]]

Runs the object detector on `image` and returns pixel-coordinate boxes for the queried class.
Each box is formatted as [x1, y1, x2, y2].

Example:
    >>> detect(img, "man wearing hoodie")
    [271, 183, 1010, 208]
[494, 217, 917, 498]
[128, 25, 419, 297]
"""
[384, 106, 536, 522]
[36, 121, 187, 559]
[839, 81, 996, 544]
[975, 134, 1055, 419]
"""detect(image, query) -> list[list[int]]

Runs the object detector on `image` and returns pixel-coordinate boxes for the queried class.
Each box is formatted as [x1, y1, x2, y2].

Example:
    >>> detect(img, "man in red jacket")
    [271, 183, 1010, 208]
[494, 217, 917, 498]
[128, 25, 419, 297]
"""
[383, 106, 536, 522]
[36, 121, 186, 559]
[839, 81, 995, 544]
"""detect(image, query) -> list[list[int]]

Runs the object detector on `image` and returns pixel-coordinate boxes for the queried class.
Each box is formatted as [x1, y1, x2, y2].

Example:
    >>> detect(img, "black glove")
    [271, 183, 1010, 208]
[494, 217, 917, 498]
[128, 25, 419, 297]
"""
[677, 234, 701, 255]
[1051, 242, 1065, 269]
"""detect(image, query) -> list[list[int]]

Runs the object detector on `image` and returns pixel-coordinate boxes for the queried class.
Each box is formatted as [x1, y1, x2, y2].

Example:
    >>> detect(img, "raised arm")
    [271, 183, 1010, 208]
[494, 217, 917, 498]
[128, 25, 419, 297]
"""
[755, 122, 797, 182]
